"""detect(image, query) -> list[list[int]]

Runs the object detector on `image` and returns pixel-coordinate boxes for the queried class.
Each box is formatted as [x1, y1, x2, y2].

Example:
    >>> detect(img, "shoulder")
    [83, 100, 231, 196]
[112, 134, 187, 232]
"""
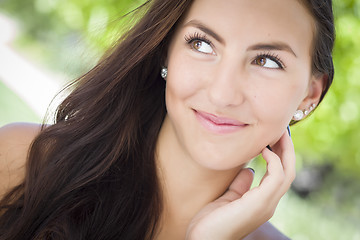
[0, 122, 43, 197]
[243, 222, 290, 240]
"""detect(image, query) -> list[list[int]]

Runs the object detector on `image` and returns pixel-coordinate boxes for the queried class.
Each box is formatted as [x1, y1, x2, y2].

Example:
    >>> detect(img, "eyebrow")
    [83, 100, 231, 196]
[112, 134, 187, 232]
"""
[183, 20, 225, 44]
[247, 43, 297, 57]
[183, 20, 297, 57]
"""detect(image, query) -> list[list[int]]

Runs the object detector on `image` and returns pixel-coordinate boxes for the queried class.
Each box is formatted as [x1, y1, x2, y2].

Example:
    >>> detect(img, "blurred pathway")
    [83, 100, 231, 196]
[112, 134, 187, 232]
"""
[0, 13, 64, 120]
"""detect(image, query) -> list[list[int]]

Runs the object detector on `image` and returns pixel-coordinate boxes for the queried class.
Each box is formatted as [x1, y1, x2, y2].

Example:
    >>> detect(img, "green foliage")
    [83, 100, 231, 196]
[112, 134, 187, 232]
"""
[1, 0, 359, 173]
[0, 0, 145, 48]
[0, 0, 146, 77]
[1, 0, 359, 238]
[1, 0, 359, 171]
[290, 0, 360, 177]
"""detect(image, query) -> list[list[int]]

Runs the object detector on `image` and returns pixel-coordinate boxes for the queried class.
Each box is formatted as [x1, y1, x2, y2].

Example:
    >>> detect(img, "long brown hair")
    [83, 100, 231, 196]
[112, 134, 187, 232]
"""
[0, 0, 334, 239]
[0, 0, 192, 239]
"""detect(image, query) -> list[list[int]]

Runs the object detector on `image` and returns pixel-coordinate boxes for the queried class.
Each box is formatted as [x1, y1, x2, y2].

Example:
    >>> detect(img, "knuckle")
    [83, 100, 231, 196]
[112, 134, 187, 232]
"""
[252, 201, 276, 220]
[263, 207, 276, 220]
[274, 172, 286, 186]
[268, 208, 276, 218]
[289, 170, 296, 182]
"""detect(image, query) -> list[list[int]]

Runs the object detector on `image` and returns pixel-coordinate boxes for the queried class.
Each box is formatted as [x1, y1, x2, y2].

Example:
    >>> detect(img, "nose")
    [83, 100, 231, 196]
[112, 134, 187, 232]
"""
[207, 60, 245, 108]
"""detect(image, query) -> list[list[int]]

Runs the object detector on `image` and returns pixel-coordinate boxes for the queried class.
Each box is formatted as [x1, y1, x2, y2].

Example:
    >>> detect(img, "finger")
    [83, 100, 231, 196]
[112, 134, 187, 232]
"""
[208, 160, 287, 237]
[281, 132, 295, 177]
[256, 133, 296, 203]
[271, 131, 296, 183]
[260, 146, 284, 187]
[217, 168, 255, 202]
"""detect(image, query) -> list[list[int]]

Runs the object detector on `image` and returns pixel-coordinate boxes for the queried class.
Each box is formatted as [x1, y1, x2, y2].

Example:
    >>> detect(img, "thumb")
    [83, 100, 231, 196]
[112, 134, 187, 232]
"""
[217, 168, 255, 203]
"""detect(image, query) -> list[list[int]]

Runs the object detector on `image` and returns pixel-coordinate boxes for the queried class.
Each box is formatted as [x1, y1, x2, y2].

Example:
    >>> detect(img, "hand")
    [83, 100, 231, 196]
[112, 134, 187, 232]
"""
[185, 130, 296, 240]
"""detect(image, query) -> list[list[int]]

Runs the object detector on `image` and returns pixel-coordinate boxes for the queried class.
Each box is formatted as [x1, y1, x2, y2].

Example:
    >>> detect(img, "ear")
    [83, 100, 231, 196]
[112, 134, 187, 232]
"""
[298, 73, 327, 109]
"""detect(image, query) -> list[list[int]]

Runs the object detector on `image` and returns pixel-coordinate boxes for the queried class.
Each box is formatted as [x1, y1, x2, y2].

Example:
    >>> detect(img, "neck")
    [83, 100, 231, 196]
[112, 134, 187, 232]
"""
[155, 116, 242, 239]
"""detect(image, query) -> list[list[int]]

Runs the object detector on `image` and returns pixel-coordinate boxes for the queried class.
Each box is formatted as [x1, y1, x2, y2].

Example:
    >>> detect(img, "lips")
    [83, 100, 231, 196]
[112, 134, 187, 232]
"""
[194, 110, 247, 134]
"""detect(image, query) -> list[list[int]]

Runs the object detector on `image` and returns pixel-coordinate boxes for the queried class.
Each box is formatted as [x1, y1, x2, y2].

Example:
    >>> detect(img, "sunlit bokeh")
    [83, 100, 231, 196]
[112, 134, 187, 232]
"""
[0, 0, 359, 239]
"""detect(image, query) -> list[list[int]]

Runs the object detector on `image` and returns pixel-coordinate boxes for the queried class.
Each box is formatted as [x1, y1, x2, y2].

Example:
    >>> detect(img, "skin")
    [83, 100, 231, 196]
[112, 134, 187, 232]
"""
[156, 0, 325, 239]
[0, 123, 40, 198]
[0, 0, 326, 239]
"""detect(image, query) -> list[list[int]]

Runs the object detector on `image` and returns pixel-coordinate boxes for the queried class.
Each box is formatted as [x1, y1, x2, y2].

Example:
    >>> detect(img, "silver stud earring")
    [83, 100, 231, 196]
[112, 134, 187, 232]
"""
[161, 67, 168, 79]
[293, 110, 305, 121]
[293, 104, 317, 121]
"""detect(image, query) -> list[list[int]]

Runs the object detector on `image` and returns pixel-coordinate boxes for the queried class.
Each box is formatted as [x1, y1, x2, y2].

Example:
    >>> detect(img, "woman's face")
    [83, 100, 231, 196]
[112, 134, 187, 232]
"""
[164, 0, 323, 170]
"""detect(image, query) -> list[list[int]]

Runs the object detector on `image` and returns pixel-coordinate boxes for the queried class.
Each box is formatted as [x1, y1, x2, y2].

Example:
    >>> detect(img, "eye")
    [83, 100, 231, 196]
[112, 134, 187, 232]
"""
[184, 32, 215, 55]
[253, 54, 284, 69]
[191, 40, 214, 54]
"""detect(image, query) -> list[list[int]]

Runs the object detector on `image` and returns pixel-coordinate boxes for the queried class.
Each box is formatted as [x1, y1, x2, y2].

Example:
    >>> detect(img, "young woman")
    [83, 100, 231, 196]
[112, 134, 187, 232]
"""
[0, 0, 335, 239]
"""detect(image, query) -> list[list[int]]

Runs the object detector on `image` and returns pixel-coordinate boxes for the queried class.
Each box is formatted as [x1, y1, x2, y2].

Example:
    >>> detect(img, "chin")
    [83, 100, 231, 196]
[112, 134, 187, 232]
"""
[189, 146, 257, 171]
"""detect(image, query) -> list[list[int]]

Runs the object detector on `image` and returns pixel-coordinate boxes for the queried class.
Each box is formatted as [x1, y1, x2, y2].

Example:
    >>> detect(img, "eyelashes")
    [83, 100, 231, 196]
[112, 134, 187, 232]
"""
[184, 32, 213, 46]
[184, 31, 286, 69]
[253, 52, 286, 69]
[184, 32, 215, 54]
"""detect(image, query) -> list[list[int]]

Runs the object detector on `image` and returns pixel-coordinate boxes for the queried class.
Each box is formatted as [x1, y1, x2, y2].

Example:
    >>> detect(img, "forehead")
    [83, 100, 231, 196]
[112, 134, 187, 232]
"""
[181, 0, 315, 57]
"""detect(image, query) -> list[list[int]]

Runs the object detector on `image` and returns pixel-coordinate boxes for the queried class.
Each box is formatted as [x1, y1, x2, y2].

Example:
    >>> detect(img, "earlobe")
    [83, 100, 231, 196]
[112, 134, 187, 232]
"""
[292, 103, 316, 121]
[292, 74, 327, 121]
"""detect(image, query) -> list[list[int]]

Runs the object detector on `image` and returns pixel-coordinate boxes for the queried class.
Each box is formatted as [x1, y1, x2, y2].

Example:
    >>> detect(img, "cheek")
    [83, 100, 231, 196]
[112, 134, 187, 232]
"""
[253, 77, 309, 142]
[166, 54, 205, 103]
[167, 70, 194, 100]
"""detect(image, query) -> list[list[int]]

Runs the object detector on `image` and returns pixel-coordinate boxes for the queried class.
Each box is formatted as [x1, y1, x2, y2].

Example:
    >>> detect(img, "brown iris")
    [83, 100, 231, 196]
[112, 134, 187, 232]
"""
[256, 57, 267, 66]
[193, 40, 203, 50]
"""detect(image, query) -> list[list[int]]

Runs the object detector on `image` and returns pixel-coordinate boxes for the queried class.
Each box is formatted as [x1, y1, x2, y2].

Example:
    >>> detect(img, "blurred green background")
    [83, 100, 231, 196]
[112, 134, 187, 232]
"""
[0, 0, 359, 239]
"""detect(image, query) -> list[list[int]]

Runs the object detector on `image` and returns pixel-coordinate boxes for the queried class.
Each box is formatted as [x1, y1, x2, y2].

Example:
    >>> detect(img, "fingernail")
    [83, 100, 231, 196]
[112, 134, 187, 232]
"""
[287, 125, 291, 138]
[266, 145, 272, 151]
[248, 168, 255, 174]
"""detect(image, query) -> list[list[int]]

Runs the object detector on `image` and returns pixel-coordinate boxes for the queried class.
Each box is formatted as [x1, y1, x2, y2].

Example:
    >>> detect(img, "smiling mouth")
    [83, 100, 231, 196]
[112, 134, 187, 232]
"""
[194, 110, 248, 134]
